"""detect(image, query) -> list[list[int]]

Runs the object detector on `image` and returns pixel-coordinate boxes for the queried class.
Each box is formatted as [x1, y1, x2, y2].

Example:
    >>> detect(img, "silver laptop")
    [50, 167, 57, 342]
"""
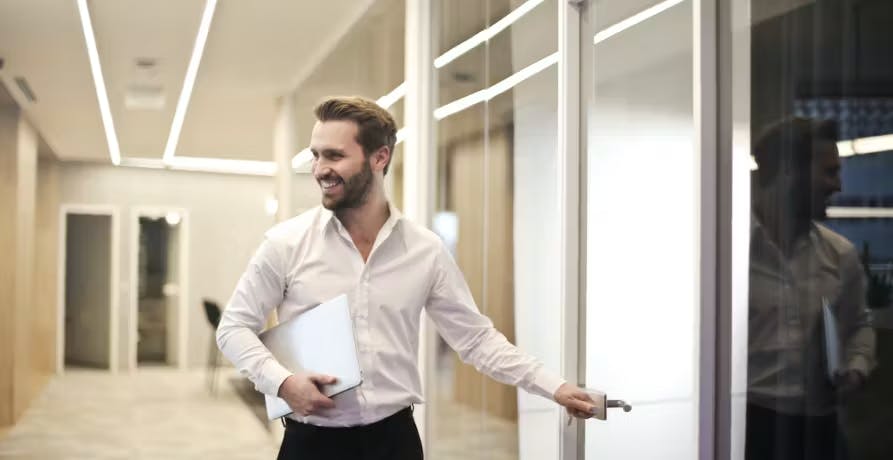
[259, 294, 363, 420]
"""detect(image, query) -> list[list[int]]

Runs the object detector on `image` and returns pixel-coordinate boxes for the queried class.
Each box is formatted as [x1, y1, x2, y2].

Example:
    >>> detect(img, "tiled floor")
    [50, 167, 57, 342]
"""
[0, 367, 280, 459]
[0, 367, 519, 460]
[428, 399, 519, 460]
[428, 355, 520, 460]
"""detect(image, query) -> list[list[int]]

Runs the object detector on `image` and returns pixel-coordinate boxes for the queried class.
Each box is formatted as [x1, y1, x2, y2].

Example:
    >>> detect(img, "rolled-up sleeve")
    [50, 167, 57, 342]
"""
[216, 236, 292, 397]
[425, 245, 565, 401]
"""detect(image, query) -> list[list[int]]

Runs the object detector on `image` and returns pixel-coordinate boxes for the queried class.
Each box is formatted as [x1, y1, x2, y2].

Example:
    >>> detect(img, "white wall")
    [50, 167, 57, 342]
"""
[58, 163, 319, 369]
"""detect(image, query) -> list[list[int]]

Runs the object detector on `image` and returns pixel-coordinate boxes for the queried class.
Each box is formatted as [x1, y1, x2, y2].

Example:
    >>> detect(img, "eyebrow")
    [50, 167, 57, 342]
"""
[309, 148, 345, 156]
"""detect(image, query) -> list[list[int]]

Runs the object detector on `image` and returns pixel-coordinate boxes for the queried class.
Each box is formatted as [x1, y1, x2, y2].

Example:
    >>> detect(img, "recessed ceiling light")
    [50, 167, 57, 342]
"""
[77, 0, 121, 166]
[162, 0, 218, 164]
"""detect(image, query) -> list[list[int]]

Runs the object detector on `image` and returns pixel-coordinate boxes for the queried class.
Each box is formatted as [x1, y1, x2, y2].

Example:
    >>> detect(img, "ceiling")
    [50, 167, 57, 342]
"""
[0, 0, 563, 167]
[292, 0, 406, 151]
[0, 77, 15, 109]
[0, 0, 382, 163]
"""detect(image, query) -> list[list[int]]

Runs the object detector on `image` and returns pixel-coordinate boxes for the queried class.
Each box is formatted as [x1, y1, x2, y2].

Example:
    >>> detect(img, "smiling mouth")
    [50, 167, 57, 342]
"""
[319, 178, 343, 191]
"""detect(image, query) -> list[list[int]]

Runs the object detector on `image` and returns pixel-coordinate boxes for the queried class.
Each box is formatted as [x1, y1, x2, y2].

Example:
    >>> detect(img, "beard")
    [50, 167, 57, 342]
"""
[320, 159, 374, 211]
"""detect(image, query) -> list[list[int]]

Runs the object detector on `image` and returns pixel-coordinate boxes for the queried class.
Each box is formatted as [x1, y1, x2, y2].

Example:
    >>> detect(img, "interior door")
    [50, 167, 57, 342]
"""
[580, 1, 701, 458]
[65, 213, 112, 369]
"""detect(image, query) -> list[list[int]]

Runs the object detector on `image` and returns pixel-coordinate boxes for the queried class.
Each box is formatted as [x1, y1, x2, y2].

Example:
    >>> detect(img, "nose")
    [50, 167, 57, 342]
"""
[830, 174, 842, 194]
[313, 155, 334, 173]
[313, 162, 334, 179]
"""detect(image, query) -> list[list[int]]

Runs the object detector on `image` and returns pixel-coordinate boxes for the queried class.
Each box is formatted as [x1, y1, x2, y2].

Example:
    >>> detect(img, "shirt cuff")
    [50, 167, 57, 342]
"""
[528, 368, 567, 402]
[847, 355, 872, 377]
[258, 359, 294, 397]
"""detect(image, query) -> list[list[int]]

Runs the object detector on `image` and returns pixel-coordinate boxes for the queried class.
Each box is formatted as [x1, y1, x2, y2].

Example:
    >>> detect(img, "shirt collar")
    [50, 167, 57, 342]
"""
[316, 203, 403, 237]
[751, 213, 821, 251]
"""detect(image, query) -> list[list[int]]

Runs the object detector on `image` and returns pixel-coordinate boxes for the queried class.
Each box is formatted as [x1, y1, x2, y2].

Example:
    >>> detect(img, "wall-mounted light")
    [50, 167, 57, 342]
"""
[593, 0, 686, 45]
[837, 134, 893, 157]
[165, 212, 182, 226]
[120, 155, 276, 176]
[290, 0, 546, 170]
[265, 197, 279, 216]
[827, 207, 893, 219]
[434, 0, 545, 69]
[434, 52, 558, 120]
[377, 82, 406, 110]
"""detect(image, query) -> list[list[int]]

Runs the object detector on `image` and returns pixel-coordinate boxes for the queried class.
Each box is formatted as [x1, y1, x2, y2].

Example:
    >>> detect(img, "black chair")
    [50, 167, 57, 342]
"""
[202, 299, 222, 395]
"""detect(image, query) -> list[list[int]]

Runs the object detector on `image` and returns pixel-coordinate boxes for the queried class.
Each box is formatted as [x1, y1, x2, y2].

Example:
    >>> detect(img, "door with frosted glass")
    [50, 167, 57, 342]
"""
[581, 1, 700, 458]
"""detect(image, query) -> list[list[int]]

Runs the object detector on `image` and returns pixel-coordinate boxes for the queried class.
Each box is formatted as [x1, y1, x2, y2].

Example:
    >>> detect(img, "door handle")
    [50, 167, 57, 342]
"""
[583, 388, 633, 421]
[607, 399, 633, 413]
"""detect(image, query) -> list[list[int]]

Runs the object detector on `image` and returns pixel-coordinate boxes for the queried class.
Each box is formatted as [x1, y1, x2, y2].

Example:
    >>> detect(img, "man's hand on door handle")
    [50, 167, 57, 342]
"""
[554, 382, 598, 420]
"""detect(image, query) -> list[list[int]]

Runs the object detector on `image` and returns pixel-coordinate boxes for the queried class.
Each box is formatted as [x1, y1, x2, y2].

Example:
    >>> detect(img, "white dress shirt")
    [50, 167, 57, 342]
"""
[217, 204, 565, 427]
[748, 217, 875, 415]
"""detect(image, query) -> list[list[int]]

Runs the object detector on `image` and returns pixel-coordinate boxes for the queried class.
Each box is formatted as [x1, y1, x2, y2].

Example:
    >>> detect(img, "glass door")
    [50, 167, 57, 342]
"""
[723, 1, 893, 459]
[579, 1, 703, 458]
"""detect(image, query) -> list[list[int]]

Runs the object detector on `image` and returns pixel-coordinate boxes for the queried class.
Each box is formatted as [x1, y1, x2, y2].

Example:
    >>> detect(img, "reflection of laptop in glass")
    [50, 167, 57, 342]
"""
[259, 294, 363, 421]
[822, 297, 842, 381]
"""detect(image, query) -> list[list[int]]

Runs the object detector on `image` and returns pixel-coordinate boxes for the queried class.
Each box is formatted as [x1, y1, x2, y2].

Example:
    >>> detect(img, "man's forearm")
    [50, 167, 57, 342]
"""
[845, 325, 877, 376]
[216, 323, 292, 396]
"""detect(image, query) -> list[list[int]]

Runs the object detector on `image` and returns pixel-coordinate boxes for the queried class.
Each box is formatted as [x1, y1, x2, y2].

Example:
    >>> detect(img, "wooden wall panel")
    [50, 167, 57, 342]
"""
[448, 129, 518, 421]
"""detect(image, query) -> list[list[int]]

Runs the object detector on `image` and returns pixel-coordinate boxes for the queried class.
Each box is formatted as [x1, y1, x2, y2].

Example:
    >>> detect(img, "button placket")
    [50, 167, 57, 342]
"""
[354, 272, 375, 425]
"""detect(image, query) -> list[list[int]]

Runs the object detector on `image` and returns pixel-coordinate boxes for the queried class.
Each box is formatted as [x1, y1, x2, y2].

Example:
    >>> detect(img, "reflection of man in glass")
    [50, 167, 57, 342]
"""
[747, 117, 876, 460]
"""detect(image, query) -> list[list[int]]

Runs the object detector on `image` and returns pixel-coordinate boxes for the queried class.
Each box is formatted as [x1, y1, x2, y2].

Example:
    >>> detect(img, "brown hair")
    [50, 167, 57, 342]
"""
[314, 96, 397, 175]
[753, 117, 839, 185]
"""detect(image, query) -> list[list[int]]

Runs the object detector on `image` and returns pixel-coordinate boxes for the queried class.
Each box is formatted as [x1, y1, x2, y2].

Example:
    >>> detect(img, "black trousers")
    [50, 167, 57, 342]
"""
[745, 403, 844, 460]
[277, 407, 423, 460]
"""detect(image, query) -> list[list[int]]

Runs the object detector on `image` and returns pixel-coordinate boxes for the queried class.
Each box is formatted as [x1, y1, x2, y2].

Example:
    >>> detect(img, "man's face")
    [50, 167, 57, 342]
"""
[309, 120, 374, 211]
[810, 141, 842, 219]
[793, 140, 842, 220]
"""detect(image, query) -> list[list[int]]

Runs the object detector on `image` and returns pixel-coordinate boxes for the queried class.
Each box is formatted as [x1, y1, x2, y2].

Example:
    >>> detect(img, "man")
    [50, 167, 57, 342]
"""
[217, 96, 596, 459]
[746, 117, 876, 460]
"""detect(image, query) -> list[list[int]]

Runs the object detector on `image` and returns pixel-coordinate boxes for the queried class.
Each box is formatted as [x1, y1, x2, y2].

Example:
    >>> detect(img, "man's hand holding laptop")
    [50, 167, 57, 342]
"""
[278, 373, 339, 416]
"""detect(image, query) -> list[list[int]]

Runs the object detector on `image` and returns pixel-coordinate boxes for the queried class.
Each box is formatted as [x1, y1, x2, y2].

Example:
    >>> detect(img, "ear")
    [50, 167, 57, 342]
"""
[370, 146, 391, 174]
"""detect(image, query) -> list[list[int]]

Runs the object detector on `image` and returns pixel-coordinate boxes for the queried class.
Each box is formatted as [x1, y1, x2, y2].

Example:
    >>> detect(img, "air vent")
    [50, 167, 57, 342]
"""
[125, 84, 166, 110]
[136, 58, 158, 69]
[126, 57, 164, 110]
[14, 76, 36, 103]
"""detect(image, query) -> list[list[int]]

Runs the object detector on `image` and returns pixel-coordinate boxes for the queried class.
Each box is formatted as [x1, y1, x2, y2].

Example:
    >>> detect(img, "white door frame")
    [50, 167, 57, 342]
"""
[129, 206, 189, 371]
[716, 0, 751, 458]
[558, 0, 583, 458]
[57, 204, 121, 375]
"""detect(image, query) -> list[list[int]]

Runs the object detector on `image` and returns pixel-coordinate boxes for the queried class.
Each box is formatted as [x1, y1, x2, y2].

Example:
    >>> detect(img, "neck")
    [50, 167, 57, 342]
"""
[753, 191, 811, 253]
[335, 185, 390, 241]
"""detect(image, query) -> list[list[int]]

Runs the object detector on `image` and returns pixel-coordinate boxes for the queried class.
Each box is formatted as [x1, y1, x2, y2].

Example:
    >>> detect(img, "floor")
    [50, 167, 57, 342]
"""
[0, 367, 520, 460]
[428, 398, 519, 460]
[0, 367, 279, 460]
